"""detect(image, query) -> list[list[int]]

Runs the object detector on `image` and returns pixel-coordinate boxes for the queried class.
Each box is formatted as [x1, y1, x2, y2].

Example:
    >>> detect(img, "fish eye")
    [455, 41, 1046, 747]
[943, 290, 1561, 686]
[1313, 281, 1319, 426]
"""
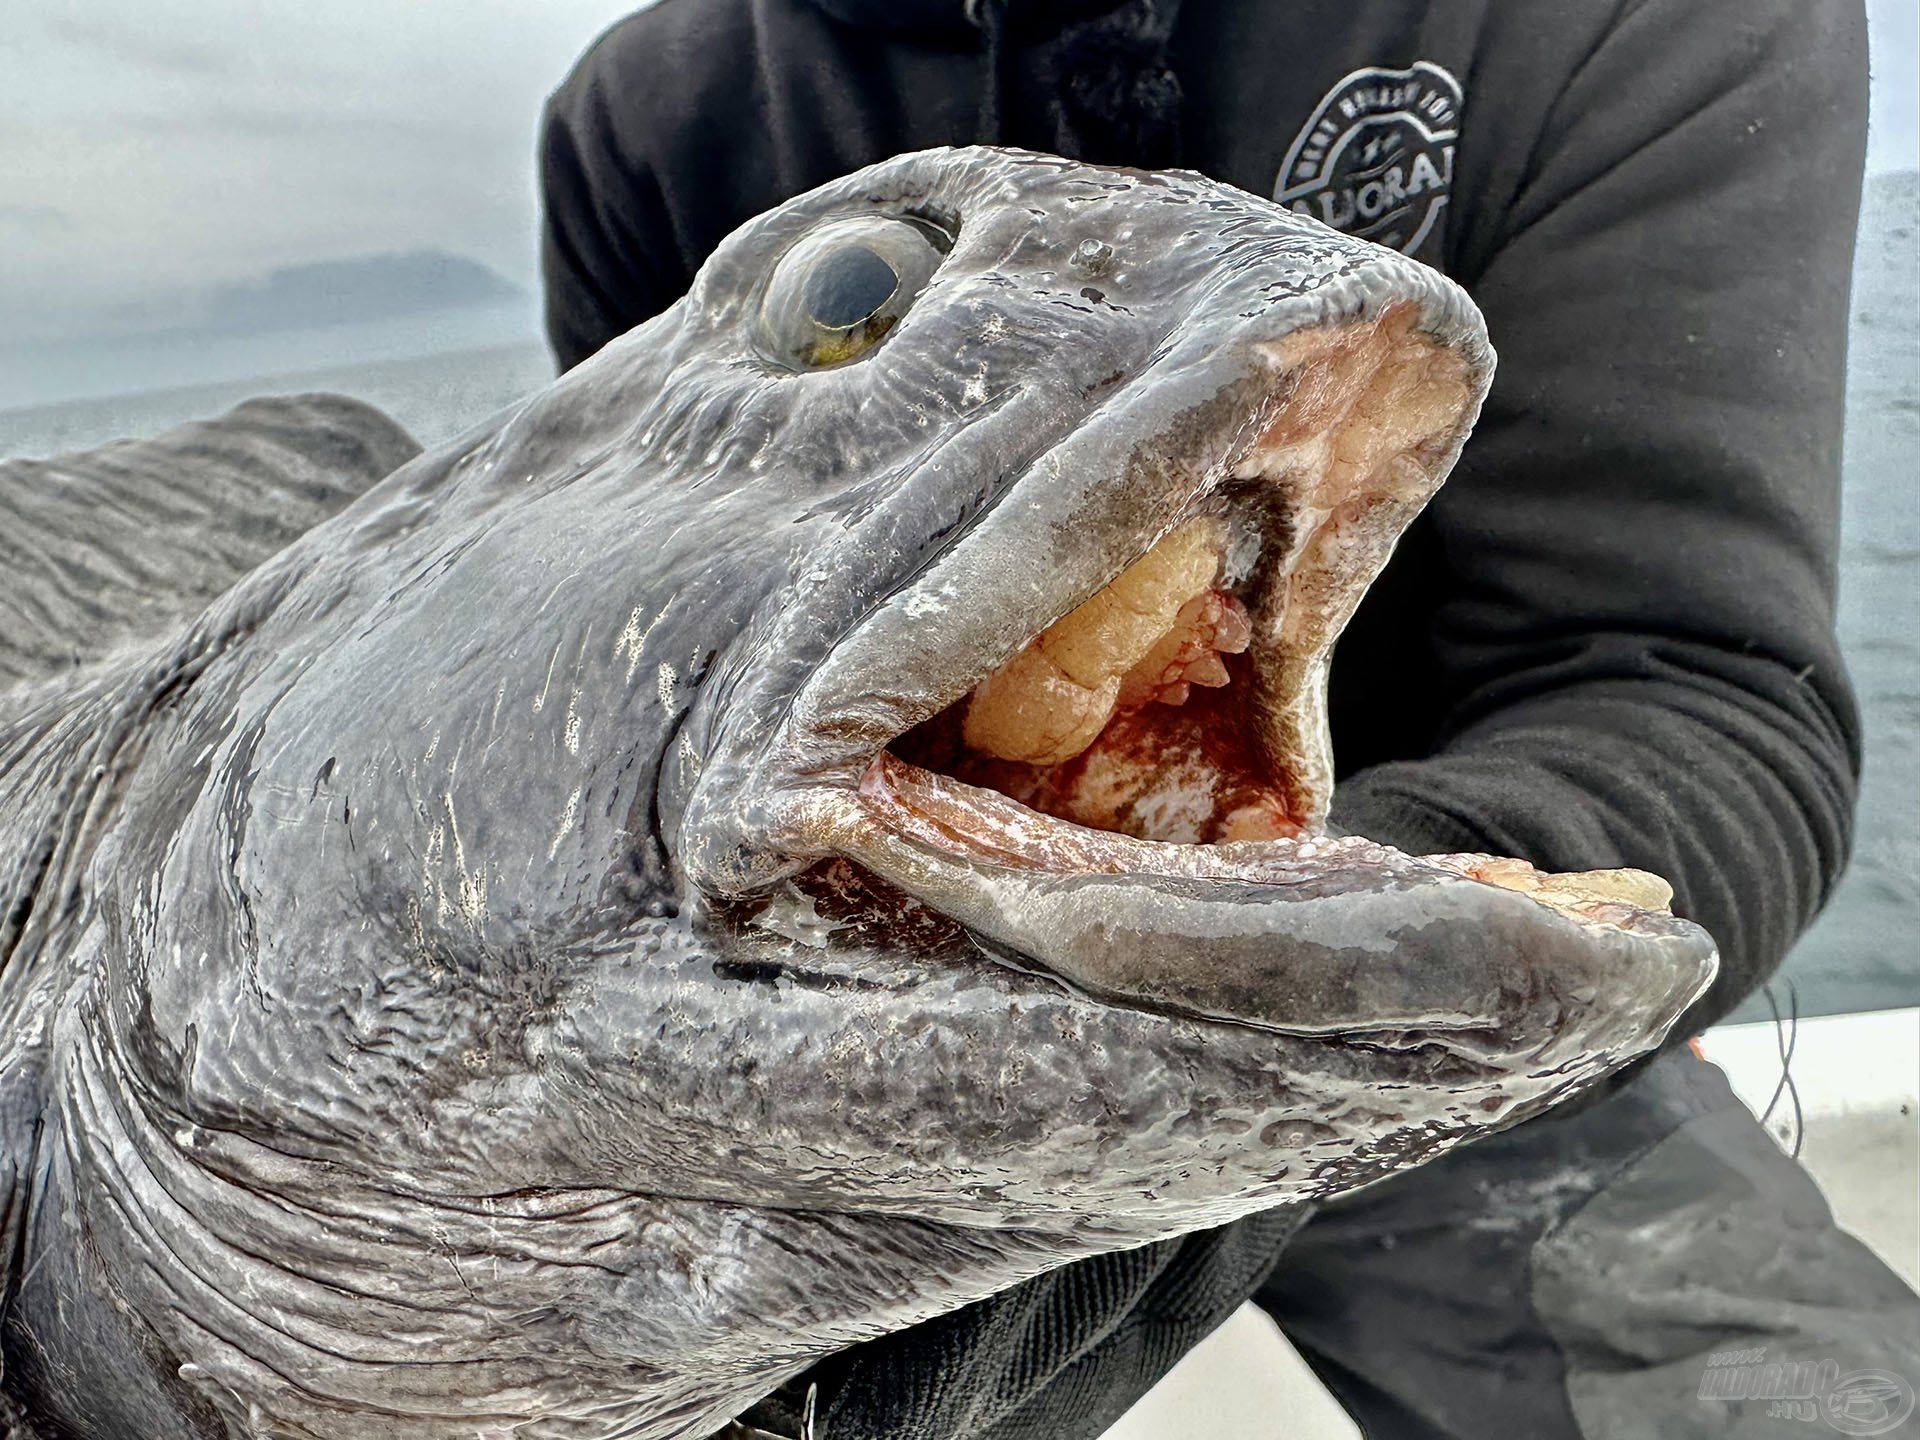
[761, 215, 950, 369]
[804, 245, 898, 328]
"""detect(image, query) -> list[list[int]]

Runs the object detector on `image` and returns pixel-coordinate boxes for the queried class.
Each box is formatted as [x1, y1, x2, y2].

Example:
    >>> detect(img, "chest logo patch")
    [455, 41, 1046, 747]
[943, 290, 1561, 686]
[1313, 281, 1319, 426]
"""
[1275, 61, 1463, 257]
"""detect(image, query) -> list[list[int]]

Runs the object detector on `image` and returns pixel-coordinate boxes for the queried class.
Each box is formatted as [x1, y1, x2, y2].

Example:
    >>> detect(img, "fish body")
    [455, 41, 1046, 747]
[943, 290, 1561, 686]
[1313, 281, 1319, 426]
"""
[0, 148, 1715, 1438]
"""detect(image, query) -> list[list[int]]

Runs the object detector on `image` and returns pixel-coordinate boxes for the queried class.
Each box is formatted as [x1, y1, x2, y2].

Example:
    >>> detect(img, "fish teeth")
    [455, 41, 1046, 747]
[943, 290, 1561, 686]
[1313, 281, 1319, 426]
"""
[960, 518, 1241, 766]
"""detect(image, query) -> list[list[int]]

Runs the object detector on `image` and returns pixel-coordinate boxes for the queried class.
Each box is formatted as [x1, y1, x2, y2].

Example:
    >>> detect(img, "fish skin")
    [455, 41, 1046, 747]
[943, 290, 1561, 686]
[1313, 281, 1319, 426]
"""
[0, 148, 1716, 1438]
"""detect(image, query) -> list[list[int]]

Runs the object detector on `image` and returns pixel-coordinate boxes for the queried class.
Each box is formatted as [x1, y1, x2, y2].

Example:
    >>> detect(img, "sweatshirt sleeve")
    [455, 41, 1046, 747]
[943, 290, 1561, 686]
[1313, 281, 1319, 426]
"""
[538, 20, 688, 372]
[1327, 0, 1870, 1035]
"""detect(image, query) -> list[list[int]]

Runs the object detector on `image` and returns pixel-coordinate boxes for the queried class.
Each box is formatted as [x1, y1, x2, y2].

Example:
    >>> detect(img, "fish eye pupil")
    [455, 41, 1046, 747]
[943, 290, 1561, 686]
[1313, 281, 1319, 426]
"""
[803, 245, 899, 330]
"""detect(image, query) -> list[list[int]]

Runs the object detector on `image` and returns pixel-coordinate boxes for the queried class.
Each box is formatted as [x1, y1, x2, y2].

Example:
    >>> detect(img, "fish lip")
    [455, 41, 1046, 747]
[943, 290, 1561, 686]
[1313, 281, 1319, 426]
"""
[756, 306, 1486, 836]
[777, 751, 1715, 1050]
[819, 756, 1390, 1043]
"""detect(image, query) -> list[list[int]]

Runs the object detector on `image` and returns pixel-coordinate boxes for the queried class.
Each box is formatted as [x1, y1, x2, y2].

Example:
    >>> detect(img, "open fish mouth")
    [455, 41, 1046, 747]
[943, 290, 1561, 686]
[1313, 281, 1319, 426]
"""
[883, 304, 1479, 843]
[700, 299, 1717, 1052]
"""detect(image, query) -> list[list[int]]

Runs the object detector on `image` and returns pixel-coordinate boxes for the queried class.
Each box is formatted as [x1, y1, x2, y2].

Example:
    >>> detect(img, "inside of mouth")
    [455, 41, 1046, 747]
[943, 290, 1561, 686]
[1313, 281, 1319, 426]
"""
[891, 514, 1302, 844]
[888, 303, 1477, 851]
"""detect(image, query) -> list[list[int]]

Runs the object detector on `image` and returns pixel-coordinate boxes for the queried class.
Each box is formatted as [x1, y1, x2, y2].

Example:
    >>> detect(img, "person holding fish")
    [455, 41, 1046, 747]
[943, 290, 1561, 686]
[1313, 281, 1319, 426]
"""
[538, 1, 1920, 1437]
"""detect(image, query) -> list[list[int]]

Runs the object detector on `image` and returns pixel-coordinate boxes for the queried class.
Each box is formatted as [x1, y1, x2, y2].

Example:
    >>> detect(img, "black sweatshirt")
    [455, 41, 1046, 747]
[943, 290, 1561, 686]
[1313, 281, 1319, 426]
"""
[540, 0, 1869, 1040]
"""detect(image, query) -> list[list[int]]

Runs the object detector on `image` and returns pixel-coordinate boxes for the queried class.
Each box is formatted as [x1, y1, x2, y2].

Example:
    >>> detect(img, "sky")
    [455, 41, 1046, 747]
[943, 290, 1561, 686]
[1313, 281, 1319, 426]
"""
[1, 0, 1915, 407]
[1867, 0, 1920, 173]
[1, 2, 637, 353]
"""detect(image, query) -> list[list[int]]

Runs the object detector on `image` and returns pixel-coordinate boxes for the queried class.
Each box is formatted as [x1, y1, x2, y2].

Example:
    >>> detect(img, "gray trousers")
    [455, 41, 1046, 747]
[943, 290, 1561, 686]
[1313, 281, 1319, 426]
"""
[1258, 1048, 1920, 1438]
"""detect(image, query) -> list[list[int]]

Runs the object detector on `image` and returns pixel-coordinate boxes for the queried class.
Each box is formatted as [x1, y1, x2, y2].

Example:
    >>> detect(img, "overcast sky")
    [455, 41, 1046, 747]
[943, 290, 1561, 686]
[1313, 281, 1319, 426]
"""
[1, 1, 636, 345]
[1867, 0, 1919, 171]
[1, 0, 1914, 376]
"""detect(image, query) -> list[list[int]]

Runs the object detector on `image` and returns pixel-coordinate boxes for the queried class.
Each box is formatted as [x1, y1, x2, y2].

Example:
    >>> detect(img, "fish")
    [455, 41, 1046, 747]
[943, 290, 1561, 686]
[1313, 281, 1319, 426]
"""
[0, 147, 1717, 1439]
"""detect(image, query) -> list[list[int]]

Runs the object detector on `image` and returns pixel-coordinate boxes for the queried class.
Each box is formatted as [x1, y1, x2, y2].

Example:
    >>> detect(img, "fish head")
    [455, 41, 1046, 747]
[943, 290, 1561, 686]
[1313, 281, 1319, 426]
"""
[653, 145, 1718, 1223]
[34, 147, 1717, 1436]
[117, 145, 1713, 1228]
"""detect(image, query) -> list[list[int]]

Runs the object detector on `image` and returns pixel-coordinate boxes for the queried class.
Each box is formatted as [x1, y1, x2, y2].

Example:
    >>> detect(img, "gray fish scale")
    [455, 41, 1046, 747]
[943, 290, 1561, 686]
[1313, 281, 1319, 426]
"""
[0, 394, 420, 695]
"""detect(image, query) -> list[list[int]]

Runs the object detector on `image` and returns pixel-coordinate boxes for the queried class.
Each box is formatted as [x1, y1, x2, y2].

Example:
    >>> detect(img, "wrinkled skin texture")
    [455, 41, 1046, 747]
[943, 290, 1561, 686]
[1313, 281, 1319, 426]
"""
[0, 149, 1717, 1439]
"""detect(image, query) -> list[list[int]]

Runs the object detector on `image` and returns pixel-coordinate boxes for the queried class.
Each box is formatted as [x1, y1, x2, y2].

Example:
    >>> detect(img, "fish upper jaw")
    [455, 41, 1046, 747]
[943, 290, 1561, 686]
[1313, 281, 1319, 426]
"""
[684, 279, 1485, 869]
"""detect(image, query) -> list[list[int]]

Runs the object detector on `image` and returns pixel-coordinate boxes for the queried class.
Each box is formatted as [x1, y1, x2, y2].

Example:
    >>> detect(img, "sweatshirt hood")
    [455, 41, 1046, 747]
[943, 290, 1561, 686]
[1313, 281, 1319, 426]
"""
[804, 0, 1122, 43]
[805, 0, 1185, 166]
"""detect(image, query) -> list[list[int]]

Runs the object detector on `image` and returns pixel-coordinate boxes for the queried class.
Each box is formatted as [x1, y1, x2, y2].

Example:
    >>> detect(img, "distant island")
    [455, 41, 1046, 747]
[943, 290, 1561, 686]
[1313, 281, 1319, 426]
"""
[201, 250, 525, 334]
[0, 248, 536, 408]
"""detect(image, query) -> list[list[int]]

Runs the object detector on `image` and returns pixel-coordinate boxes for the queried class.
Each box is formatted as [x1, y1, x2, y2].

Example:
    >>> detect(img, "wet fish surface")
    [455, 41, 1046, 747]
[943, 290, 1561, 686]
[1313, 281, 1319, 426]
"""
[0, 148, 1716, 1439]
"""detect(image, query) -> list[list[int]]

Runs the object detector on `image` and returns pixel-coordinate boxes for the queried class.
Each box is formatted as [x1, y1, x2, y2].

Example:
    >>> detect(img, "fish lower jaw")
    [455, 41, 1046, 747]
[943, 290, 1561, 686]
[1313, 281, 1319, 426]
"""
[845, 751, 1673, 929]
[767, 754, 1698, 1048]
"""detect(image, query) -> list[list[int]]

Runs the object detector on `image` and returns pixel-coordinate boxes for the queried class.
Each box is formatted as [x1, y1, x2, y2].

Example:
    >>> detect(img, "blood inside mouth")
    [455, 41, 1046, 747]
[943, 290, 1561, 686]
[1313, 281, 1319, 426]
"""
[890, 516, 1303, 845]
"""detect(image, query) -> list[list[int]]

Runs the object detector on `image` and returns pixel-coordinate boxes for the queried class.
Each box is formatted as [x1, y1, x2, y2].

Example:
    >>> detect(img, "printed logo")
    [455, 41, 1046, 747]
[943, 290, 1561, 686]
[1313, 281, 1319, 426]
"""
[1825, 1370, 1916, 1436]
[1274, 61, 1463, 256]
[1698, 1349, 1915, 1435]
